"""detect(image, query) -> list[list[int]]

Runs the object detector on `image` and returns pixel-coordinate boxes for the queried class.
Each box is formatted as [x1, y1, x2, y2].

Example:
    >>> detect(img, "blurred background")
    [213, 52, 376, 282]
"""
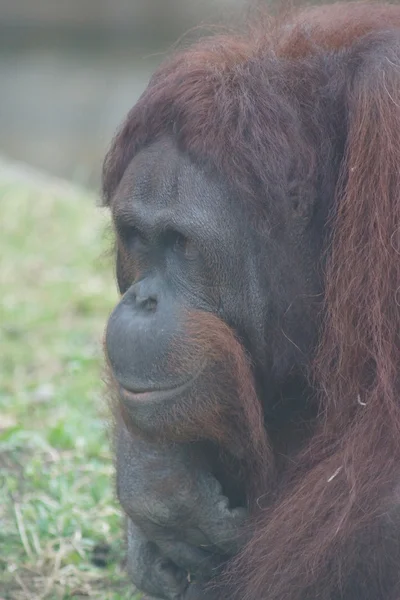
[1, 0, 250, 189]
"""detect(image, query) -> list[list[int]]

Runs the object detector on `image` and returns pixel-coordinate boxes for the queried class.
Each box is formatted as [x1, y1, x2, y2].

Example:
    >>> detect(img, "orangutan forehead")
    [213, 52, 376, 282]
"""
[120, 138, 185, 202]
[110, 137, 247, 256]
[113, 137, 232, 215]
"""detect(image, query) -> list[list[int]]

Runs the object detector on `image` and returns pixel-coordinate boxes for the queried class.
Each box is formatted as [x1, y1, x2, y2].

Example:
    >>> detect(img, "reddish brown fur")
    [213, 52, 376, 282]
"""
[104, 3, 400, 599]
[166, 311, 271, 497]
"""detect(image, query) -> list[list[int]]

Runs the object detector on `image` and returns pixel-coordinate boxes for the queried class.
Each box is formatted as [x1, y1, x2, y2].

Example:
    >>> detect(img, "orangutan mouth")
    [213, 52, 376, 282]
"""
[118, 378, 196, 404]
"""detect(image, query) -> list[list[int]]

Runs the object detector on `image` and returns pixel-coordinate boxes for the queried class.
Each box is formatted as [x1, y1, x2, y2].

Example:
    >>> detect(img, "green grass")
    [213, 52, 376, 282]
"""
[0, 162, 136, 599]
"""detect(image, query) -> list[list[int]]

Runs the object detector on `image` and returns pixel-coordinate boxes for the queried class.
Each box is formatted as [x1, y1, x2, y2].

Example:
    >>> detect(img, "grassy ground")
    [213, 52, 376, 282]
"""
[0, 161, 137, 599]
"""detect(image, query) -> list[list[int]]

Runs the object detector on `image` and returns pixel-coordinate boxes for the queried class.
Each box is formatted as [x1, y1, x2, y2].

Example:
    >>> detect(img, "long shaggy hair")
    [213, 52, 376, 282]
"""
[103, 3, 400, 599]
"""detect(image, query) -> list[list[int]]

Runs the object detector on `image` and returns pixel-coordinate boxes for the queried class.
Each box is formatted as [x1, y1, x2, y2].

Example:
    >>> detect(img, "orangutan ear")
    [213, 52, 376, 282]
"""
[287, 179, 318, 221]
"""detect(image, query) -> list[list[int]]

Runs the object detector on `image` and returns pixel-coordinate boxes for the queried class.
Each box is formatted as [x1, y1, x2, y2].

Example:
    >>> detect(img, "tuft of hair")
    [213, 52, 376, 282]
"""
[103, 3, 400, 599]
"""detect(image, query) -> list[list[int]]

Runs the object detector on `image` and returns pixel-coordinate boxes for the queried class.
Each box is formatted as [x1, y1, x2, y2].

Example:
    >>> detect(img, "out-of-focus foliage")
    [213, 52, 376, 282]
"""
[0, 161, 137, 599]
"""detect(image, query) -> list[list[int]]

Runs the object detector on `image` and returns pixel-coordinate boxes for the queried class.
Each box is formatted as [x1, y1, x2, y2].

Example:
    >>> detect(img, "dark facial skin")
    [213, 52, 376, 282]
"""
[116, 419, 246, 599]
[105, 137, 326, 598]
[107, 138, 265, 389]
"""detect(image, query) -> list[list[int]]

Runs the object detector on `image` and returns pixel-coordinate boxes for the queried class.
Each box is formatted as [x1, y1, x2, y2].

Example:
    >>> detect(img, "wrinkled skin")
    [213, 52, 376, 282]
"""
[116, 419, 246, 599]
[105, 138, 328, 598]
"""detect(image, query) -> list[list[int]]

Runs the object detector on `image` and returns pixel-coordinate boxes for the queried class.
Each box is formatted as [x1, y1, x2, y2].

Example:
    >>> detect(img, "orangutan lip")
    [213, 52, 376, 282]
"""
[118, 378, 195, 404]
[118, 362, 206, 404]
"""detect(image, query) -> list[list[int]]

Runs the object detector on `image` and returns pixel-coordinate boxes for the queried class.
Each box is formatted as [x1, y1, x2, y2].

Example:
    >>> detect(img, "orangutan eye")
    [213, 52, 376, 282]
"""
[173, 232, 188, 251]
[116, 218, 147, 249]
[171, 232, 199, 260]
